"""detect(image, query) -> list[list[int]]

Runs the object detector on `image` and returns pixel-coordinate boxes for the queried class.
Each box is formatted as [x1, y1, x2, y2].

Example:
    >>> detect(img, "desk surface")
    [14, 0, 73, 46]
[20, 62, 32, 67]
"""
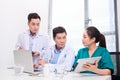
[0, 67, 111, 80]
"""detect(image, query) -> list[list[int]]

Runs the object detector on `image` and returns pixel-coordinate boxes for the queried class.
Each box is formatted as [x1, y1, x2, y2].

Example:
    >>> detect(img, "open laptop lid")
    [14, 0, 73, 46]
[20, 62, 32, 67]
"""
[13, 50, 34, 73]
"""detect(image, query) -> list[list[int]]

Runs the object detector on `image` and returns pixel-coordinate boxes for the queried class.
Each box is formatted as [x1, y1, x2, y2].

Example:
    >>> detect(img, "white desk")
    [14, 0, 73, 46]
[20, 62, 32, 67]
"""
[0, 67, 111, 80]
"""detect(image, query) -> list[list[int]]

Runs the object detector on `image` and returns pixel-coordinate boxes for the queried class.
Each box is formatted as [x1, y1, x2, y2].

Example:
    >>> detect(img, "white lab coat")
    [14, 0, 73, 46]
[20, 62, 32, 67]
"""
[50, 44, 75, 71]
[16, 30, 51, 63]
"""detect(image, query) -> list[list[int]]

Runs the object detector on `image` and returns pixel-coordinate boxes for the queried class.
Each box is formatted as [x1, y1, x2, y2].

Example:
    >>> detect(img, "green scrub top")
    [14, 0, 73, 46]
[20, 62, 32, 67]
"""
[73, 46, 114, 74]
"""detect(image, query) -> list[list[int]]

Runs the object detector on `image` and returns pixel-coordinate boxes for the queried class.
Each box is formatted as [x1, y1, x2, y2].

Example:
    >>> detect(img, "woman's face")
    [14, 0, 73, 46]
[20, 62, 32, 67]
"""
[54, 32, 67, 50]
[82, 30, 95, 46]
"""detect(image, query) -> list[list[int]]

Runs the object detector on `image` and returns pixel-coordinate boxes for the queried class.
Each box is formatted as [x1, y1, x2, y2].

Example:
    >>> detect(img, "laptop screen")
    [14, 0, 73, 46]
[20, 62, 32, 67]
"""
[13, 50, 34, 73]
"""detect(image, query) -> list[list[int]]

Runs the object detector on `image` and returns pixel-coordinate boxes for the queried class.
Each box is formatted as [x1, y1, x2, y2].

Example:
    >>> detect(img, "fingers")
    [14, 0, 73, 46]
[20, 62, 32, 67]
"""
[83, 61, 98, 71]
[32, 52, 40, 57]
[95, 60, 98, 65]
[33, 64, 39, 69]
[38, 59, 46, 67]
[18, 46, 24, 50]
[83, 63, 91, 68]
[92, 60, 98, 67]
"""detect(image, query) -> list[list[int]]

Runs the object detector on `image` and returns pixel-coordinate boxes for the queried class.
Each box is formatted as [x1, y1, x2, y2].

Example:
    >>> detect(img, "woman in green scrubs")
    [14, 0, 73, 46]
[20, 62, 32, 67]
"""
[73, 26, 114, 75]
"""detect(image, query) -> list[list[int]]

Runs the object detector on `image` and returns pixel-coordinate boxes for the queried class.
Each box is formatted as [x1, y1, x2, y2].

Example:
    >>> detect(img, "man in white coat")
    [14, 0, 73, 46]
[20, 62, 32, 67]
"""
[16, 13, 50, 70]
[49, 26, 75, 71]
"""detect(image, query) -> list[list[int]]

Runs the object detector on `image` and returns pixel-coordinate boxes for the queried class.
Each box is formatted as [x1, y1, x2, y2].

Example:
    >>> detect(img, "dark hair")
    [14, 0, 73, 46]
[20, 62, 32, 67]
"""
[86, 26, 106, 48]
[28, 13, 41, 22]
[53, 26, 67, 38]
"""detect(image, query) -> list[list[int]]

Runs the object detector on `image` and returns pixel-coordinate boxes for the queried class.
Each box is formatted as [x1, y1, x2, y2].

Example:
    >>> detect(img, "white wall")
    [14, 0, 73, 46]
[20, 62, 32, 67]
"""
[0, 0, 49, 67]
[117, 0, 120, 51]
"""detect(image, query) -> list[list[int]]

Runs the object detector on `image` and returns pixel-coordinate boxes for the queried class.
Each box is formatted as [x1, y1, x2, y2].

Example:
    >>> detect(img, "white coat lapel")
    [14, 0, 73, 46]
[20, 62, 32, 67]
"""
[50, 46, 55, 63]
[57, 46, 67, 64]
[24, 31, 29, 50]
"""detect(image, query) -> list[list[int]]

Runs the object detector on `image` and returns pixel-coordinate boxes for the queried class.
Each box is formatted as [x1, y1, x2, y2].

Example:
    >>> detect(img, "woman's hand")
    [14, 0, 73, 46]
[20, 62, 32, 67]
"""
[83, 60, 98, 72]
[83, 60, 111, 75]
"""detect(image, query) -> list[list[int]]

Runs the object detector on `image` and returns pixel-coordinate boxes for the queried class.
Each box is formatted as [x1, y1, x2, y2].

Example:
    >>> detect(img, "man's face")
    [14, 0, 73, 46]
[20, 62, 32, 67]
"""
[54, 32, 67, 49]
[28, 18, 40, 34]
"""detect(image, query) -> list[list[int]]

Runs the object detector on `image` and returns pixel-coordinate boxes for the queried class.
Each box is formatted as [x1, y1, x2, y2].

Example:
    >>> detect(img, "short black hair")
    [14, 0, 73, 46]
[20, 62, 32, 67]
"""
[53, 26, 67, 38]
[28, 13, 41, 22]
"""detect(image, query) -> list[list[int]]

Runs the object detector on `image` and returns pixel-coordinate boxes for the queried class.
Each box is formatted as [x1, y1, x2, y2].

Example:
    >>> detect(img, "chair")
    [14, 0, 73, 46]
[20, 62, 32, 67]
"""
[110, 52, 120, 80]
[112, 75, 120, 80]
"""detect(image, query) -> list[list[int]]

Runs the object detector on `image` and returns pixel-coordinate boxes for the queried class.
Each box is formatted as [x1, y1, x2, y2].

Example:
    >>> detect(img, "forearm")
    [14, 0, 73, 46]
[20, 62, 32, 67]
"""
[92, 68, 111, 75]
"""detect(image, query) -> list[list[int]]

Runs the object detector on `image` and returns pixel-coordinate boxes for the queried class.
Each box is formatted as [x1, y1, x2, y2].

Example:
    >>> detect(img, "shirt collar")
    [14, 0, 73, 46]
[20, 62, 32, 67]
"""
[28, 30, 39, 37]
[54, 45, 65, 54]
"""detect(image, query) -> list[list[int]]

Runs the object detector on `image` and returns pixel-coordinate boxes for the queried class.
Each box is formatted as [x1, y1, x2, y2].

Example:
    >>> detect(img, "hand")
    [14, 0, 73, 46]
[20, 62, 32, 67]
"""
[83, 60, 98, 72]
[18, 46, 24, 50]
[32, 51, 40, 57]
[33, 64, 39, 69]
[38, 58, 46, 67]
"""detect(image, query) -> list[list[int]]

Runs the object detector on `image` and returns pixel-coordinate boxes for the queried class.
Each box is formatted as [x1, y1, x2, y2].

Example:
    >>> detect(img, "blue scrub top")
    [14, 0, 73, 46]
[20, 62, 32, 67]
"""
[73, 46, 114, 74]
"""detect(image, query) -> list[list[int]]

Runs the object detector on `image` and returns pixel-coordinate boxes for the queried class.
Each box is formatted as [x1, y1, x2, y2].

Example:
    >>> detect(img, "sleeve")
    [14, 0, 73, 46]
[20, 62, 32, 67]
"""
[100, 49, 114, 74]
[73, 49, 81, 69]
[15, 34, 23, 50]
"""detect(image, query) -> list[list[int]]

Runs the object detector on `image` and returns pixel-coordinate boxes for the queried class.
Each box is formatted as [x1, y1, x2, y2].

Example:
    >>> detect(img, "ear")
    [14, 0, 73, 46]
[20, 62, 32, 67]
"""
[91, 37, 96, 42]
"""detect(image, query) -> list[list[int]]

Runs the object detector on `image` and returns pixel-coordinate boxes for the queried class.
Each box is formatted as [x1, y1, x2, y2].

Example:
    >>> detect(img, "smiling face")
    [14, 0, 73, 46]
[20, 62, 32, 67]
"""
[54, 32, 67, 50]
[82, 30, 95, 46]
[28, 18, 40, 35]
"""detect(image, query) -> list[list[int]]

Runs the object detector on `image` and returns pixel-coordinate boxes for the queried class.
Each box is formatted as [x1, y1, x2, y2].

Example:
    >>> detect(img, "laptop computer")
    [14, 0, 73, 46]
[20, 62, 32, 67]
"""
[13, 50, 41, 74]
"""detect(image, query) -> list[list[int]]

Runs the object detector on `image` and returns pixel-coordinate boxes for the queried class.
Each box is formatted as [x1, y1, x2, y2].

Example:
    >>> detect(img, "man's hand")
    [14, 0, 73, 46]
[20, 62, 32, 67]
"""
[33, 64, 39, 69]
[18, 46, 24, 50]
[32, 51, 40, 57]
[38, 58, 46, 67]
